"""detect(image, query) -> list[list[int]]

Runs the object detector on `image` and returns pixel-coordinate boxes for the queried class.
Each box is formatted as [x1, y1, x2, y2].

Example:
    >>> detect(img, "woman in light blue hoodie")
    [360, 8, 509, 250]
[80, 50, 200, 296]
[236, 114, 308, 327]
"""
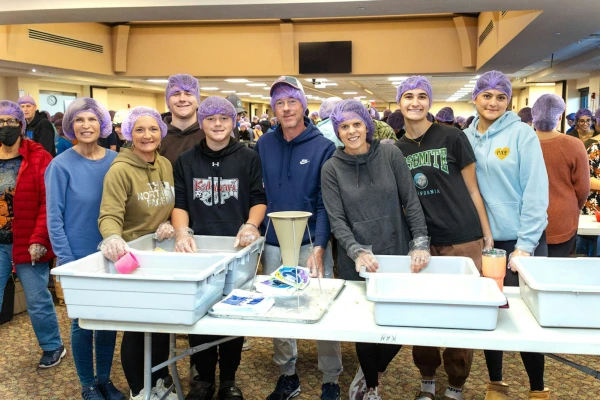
[463, 71, 549, 400]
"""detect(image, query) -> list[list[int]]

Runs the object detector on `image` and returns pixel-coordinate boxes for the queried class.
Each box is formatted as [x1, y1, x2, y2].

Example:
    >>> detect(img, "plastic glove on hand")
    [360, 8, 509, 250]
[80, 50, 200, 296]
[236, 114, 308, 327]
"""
[153, 222, 175, 241]
[306, 246, 325, 278]
[233, 223, 260, 247]
[355, 250, 378, 273]
[174, 227, 197, 253]
[508, 248, 531, 272]
[28, 243, 47, 264]
[409, 249, 431, 273]
[99, 235, 129, 263]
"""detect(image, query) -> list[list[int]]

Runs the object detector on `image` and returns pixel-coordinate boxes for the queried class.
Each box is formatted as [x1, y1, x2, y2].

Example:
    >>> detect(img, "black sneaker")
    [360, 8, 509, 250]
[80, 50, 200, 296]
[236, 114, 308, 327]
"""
[265, 374, 301, 400]
[218, 384, 243, 400]
[81, 385, 104, 400]
[186, 381, 215, 400]
[320, 383, 341, 400]
[97, 380, 126, 400]
[39, 345, 67, 368]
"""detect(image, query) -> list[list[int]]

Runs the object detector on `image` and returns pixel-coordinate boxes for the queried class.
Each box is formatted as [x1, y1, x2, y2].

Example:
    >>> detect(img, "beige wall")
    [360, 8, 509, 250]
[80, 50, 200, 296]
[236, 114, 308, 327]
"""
[106, 88, 161, 111]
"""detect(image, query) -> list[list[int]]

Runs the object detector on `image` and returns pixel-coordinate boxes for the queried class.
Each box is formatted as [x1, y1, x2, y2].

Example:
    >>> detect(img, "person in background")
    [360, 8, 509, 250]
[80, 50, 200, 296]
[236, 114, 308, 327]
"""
[316, 96, 344, 147]
[321, 99, 429, 400]
[270, 117, 278, 129]
[455, 116, 466, 130]
[253, 124, 263, 141]
[361, 101, 397, 142]
[593, 108, 600, 137]
[0, 100, 65, 369]
[259, 113, 271, 134]
[518, 107, 533, 126]
[256, 76, 342, 400]
[172, 96, 266, 400]
[161, 74, 204, 164]
[224, 93, 244, 140]
[238, 121, 252, 141]
[251, 115, 260, 129]
[463, 71, 550, 400]
[532, 94, 589, 257]
[386, 109, 405, 139]
[434, 107, 455, 126]
[463, 115, 475, 130]
[566, 112, 576, 133]
[112, 109, 131, 152]
[369, 107, 380, 121]
[381, 109, 392, 123]
[46, 98, 125, 400]
[310, 110, 321, 125]
[54, 119, 74, 156]
[98, 106, 177, 400]
[396, 76, 493, 400]
[18, 95, 56, 156]
[568, 109, 597, 149]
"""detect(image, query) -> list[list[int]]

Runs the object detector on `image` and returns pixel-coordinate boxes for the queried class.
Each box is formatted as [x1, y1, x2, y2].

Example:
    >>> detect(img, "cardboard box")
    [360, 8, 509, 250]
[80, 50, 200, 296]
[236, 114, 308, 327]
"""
[13, 278, 26, 315]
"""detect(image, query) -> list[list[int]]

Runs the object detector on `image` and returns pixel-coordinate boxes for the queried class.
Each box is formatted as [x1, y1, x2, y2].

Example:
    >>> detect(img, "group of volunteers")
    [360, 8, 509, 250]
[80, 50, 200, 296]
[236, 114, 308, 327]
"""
[0, 68, 596, 400]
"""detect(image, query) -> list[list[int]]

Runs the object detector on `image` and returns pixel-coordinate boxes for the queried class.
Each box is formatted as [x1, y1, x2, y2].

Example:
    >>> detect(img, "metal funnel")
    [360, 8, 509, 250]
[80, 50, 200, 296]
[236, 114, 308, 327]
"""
[268, 211, 312, 267]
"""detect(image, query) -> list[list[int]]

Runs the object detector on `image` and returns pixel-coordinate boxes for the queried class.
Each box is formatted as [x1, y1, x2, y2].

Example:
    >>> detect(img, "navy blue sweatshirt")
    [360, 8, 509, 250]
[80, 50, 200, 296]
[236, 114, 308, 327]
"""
[256, 116, 336, 248]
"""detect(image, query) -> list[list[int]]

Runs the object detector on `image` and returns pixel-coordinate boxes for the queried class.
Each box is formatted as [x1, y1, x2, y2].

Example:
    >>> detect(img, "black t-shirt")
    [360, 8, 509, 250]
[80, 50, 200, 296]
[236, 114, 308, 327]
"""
[98, 130, 117, 149]
[396, 123, 482, 245]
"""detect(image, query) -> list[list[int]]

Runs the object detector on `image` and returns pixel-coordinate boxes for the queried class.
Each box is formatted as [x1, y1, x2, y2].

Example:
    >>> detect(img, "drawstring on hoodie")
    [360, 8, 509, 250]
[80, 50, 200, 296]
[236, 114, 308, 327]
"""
[277, 141, 295, 186]
[211, 156, 224, 208]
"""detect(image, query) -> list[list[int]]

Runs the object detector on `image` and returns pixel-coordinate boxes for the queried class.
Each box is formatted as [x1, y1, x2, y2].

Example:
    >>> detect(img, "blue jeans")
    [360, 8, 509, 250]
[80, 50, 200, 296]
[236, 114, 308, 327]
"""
[575, 235, 599, 256]
[72, 318, 117, 387]
[0, 243, 62, 351]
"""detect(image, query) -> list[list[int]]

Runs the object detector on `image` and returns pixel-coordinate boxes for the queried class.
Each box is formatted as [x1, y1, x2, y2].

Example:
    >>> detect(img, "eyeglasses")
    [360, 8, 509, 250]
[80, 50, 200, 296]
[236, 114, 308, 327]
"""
[578, 119, 592, 124]
[0, 119, 19, 127]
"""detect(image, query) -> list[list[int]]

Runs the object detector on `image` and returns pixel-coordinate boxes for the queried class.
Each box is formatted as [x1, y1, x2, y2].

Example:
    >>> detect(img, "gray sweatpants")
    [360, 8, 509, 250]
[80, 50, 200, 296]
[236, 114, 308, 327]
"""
[261, 242, 343, 383]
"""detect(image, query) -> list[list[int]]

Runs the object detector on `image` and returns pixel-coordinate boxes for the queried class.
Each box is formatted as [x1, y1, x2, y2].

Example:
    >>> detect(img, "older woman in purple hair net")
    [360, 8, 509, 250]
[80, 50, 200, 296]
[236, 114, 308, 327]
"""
[45, 98, 125, 400]
[322, 98, 428, 400]
[98, 106, 177, 400]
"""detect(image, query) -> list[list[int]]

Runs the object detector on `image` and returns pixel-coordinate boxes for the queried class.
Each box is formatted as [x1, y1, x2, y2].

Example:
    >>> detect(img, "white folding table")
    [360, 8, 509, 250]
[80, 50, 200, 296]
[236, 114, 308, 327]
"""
[80, 283, 600, 400]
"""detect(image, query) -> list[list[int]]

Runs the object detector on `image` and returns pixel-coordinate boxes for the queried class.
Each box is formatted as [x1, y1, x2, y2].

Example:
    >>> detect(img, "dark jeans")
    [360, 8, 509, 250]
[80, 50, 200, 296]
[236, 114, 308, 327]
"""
[189, 334, 244, 383]
[121, 331, 170, 395]
[71, 318, 117, 387]
[547, 235, 576, 258]
[483, 232, 547, 391]
[356, 342, 402, 389]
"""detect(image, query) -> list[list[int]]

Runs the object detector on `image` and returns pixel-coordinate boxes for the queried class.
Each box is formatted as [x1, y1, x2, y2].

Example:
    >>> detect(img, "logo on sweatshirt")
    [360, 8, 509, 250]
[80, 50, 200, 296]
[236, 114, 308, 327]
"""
[495, 147, 510, 160]
[300, 159, 309, 165]
[137, 182, 174, 207]
[193, 177, 239, 206]
[413, 173, 428, 189]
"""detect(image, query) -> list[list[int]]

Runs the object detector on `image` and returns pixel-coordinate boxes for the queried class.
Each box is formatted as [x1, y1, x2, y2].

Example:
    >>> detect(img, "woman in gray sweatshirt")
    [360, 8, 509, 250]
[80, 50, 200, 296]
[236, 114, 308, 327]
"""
[321, 99, 429, 400]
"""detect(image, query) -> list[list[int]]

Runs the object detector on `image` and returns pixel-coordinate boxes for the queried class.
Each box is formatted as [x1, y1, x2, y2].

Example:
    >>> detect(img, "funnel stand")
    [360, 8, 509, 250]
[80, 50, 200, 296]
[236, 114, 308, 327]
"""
[251, 218, 271, 290]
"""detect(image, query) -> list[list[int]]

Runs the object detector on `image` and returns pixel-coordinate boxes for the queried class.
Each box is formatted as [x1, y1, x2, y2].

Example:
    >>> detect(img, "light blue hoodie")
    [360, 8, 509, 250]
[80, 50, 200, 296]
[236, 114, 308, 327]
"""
[316, 118, 343, 147]
[463, 111, 548, 251]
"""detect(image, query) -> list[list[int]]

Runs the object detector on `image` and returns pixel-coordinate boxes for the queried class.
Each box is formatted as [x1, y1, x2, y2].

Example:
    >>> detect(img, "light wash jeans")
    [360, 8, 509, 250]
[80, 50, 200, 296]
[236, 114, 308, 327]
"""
[261, 242, 343, 384]
[71, 318, 117, 387]
[0, 243, 63, 351]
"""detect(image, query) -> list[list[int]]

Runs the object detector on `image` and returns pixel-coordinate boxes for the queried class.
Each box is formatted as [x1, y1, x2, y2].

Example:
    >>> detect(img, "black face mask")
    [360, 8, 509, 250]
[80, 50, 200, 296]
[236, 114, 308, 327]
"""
[0, 126, 21, 147]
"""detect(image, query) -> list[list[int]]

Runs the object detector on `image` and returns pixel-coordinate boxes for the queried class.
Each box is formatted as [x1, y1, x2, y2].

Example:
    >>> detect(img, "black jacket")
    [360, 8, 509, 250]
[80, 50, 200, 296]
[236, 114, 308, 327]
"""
[173, 137, 266, 236]
[25, 111, 55, 156]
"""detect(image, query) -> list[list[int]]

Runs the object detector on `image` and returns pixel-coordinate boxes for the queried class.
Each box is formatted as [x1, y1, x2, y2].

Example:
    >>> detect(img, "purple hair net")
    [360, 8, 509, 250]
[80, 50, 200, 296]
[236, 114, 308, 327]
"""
[197, 96, 237, 127]
[396, 76, 433, 106]
[595, 108, 600, 122]
[575, 108, 593, 123]
[518, 107, 533, 123]
[310, 111, 319, 118]
[17, 95, 36, 106]
[426, 112, 435, 123]
[370, 107, 380, 120]
[386, 110, 405, 132]
[472, 70, 512, 101]
[62, 97, 112, 140]
[319, 97, 343, 120]
[270, 117, 278, 124]
[456, 116, 466, 125]
[121, 106, 168, 141]
[270, 85, 307, 112]
[254, 124, 262, 131]
[165, 74, 200, 109]
[0, 100, 26, 134]
[435, 107, 454, 123]
[330, 99, 375, 143]
[261, 113, 269, 119]
[532, 94, 565, 132]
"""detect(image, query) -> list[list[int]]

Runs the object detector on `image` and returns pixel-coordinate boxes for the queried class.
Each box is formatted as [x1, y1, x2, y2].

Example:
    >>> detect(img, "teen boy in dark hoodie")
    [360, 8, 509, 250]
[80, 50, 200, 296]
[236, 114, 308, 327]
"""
[171, 96, 266, 400]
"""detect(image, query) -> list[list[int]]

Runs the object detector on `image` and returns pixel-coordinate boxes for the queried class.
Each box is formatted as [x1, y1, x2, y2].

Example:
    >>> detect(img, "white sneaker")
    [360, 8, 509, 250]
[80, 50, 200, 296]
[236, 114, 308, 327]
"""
[349, 366, 367, 400]
[362, 387, 382, 400]
[188, 364, 198, 386]
[152, 378, 178, 400]
[130, 388, 159, 400]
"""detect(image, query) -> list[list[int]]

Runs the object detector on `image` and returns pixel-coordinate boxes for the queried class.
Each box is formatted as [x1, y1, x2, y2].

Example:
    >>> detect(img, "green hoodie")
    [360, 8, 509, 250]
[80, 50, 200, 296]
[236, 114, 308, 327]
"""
[99, 148, 174, 242]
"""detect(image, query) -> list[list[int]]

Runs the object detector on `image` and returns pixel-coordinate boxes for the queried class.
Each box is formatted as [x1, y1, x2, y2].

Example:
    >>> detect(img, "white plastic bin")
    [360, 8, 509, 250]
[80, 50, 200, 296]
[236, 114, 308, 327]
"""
[127, 234, 264, 295]
[52, 251, 233, 325]
[360, 255, 479, 282]
[366, 274, 506, 330]
[513, 257, 600, 328]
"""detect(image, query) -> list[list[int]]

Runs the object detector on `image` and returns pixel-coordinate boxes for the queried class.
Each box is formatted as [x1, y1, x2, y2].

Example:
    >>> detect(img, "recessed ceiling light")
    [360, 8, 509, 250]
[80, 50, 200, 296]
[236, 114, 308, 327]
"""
[225, 78, 250, 83]
[221, 90, 236, 93]
[236, 92, 250, 95]
[469, 80, 477, 83]
[147, 79, 169, 83]
[354, 96, 366, 99]
[261, 96, 271, 99]
[343, 92, 358, 95]
[369, 99, 376, 102]
[250, 95, 262, 97]
[202, 87, 219, 91]
[534, 83, 555, 86]
[474, 75, 481, 79]
[263, 87, 270, 90]
[31, 68, 36, 72]
[315, 84, 326, 89]
[388, 77, 408, 81]
[246, 83, 266, 87]
[323, 83, 338, 86]
[464, 84, 475, 88]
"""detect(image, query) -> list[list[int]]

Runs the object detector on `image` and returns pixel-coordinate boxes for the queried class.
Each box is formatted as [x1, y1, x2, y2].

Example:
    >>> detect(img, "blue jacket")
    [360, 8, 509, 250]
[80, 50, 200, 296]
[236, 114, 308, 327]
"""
[316, 119, 344, 147]
[256, 117, 336, 248]
[463, 111, 548, 251]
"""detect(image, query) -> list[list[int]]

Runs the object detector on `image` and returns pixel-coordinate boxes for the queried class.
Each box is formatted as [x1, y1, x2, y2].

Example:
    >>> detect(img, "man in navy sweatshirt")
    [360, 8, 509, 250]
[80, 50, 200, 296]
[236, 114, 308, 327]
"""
[256, 76, 341, 400]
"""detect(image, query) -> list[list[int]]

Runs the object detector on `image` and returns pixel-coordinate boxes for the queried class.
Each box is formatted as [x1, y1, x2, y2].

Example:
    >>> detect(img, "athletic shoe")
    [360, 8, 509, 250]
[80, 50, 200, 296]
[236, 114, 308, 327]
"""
[218, 384, 244, 400]
[186, 381, 215, 400]
[242, 339, 251, 351]
[363, 388, 382, 400]
[320, 382, 341, 400]
[39, 345, 67, 368]
[98, 380, 126, 400]
[81, 385, 104, 400]
[153, 378, 178, 400]
[265, 374, 301, 400]
[349, 367, 367, 400]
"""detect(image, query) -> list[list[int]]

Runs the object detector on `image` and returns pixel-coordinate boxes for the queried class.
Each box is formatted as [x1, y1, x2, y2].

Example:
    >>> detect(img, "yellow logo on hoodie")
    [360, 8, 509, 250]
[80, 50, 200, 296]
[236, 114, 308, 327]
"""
[495, 147, 510, 160]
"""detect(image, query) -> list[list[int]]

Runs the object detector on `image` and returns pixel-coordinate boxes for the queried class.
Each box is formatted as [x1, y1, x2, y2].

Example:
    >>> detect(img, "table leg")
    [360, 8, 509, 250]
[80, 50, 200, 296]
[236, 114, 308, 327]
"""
[144, 332, 152, 400]
[169, 333, 184, 400]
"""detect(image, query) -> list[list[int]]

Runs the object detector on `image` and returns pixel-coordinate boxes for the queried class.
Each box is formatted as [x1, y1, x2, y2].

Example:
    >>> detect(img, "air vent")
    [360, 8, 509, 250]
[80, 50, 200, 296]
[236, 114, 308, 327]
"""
[501, 11, 508, 18]
[478, 20, 494, 46]
[28, 29, 103, 53]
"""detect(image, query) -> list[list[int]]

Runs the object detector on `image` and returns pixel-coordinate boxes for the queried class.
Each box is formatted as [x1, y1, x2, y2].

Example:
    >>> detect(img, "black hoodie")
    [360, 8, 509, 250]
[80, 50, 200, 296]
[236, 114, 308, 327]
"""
[25, 110, 55, 156]
[173, 137, 266, 236]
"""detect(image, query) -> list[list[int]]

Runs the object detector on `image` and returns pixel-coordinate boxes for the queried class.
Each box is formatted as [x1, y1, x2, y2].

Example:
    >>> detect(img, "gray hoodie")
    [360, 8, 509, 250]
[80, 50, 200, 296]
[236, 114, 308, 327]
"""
[321, 140, 427, 279]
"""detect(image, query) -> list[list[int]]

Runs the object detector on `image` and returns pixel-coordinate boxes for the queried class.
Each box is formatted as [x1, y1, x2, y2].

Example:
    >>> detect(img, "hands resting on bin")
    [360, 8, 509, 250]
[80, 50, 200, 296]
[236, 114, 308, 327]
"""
[353, 236, 432, 274]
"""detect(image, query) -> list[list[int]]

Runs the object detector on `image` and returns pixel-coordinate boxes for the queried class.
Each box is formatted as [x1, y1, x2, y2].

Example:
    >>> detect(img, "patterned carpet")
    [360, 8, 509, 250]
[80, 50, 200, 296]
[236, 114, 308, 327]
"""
[1, 302, 599, 399]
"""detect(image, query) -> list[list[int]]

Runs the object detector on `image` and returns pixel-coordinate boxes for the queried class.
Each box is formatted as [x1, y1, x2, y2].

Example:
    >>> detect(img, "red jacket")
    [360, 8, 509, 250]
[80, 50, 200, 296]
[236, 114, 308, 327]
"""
[12, 139, 55, 266]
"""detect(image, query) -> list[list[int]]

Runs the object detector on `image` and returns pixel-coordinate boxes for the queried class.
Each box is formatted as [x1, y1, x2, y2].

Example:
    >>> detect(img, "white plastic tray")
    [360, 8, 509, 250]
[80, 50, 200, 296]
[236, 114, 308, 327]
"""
[366, 274, 505, 330]
[127, 234, 264, 295]
[514, 257, 600, 328]
[52, 251, 233, 325]
[360, 255, 479, 282]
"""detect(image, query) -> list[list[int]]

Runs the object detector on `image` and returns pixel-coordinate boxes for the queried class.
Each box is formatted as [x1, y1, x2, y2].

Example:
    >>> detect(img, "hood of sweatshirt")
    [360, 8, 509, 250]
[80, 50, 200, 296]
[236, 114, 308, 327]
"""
[27, 110, 48, 129]
[164, 115, 202, 137]
[331, 139, 380, 187]
[111, 148, 169, 187]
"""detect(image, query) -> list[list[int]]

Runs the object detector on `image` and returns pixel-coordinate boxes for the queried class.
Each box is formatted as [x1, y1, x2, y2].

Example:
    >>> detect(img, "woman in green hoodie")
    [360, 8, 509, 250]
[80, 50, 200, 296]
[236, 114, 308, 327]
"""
[98, 106, 177, 400]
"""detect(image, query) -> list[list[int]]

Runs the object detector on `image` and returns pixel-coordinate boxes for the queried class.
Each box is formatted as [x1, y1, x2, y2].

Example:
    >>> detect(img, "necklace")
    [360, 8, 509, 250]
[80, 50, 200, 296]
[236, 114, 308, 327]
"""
[404, 131, 427, 147]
